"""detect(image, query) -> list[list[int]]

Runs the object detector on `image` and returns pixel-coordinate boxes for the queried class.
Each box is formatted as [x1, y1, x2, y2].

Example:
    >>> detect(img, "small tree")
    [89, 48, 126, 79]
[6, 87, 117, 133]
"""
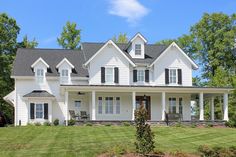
[134, 101, 155, 155]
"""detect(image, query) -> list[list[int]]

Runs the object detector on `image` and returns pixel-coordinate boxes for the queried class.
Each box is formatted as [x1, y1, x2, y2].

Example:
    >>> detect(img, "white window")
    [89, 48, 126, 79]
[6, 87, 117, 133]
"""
[169, 69, 177, 84]
[75, 101, 81, 109]
[137, 70, 144, 82]
[36, 69, 44, 83]
[135, 44, 141, 55]
[60, 69, 69, 84]
[35, 103, 43, 119]
[98, 97, 103, 114]
[105, 68, 113, 83]
[169, 98, 176, 114]
[116, 97, 120, 114]
[105, 97, 113, 114]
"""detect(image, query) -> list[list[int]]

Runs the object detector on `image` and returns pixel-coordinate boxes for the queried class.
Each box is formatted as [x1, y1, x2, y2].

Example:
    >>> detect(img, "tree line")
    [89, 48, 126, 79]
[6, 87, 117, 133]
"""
[0, 12, 236, 124]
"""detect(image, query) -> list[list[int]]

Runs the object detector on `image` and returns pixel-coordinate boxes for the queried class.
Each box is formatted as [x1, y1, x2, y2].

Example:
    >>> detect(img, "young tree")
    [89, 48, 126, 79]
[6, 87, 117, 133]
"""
[112, 33, 128, 43]
[134, 101, 155, 155]
[57, 21, 81, 49]
[17, 35, 38, 48]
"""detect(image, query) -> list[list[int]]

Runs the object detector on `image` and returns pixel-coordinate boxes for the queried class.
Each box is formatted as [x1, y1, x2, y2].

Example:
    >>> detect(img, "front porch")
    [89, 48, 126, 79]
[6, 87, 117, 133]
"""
[62, 85, 231, 126]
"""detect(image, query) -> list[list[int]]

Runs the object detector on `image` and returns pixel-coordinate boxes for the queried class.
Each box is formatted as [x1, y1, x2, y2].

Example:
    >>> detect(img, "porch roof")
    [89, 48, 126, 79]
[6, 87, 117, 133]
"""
[61, 85, 233, 94]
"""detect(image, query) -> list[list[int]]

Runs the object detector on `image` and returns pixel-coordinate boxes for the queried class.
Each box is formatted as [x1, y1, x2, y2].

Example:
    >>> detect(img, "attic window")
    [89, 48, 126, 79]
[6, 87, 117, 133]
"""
[135, 44, 141, 55]
[36, 69, 44, 83]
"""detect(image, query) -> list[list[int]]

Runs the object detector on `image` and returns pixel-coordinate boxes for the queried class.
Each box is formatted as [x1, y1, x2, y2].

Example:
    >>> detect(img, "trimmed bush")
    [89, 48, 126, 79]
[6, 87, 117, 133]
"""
[34, 122, 41, 126]
[53, 119, 59, 126]
[225, 115, 236, 128]
[68, 119, 76, 126]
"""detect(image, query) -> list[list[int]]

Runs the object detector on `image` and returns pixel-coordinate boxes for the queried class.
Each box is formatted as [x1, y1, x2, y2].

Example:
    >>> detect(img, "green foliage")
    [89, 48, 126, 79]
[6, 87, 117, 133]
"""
[17, 35, 38, 48]
[122, 122, 131, 126]
[225, 114, 236, 128]
[68, 119, 76, 126]
[106, 144, 128, 156]
[53, 119, 59, 126]
[198, 145, 236, 157]
[104, 123, 112, 126]
[43, 121, 51, 126]
[112, 33, 128, 43]
[84, 122, 93, 126]
[57, 21, 81, 49]
[134, 104, 155, 155]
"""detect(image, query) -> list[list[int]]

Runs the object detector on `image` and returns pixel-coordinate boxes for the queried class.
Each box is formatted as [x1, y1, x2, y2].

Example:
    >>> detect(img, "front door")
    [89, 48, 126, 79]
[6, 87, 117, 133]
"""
[136, 96, 151, 120]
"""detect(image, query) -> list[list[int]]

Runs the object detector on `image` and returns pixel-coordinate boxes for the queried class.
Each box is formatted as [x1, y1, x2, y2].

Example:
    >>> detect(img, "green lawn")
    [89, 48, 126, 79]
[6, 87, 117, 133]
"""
[0, 126, 235, 157]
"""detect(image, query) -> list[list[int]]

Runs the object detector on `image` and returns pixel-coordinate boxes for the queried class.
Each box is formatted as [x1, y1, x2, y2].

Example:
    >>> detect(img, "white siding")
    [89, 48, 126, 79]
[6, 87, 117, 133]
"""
[153, 46, 193, 86]
[89, 45, 130, 85]
[128, 36, 145, 59]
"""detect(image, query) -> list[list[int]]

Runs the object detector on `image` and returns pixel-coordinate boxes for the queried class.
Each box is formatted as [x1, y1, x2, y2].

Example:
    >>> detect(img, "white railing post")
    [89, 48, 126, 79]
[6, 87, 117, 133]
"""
[132, 91, 136, 120]
[199, 92, 204, 121]
[223, 93, 229, 121]
[65, 91, 68, 126]
[161, 92, 166, 121]
[91, 91, 96, 120]
[211, 97, 214, 121]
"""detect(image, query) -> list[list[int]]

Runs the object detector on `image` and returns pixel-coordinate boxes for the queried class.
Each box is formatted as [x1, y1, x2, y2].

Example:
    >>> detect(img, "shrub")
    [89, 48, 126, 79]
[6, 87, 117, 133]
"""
[53, 119, 59, 126]
[134, 102, 155, 155]
[174, 122, 185, 128]
[198, 145, 214, 157]
[68, 119, 76, 126]
[122, 122, 131, 126]
[225, 115, 236, 128]
[190, 123, 197, 128]
[34, 122, 41, 126]
[104, 123, 112, 126]
[27, 123, 34, 126]
[43, 121, 51, 126]
[198, 145, 236, 157]
[171, 150, 188, 157]
[84, 122, 93, 126]
[205, 123, 214, 128]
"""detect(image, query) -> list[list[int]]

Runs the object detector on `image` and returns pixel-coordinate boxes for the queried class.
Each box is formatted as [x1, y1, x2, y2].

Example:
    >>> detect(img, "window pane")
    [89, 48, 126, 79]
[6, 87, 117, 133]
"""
[36, 104, 43, 118]
[116, 97, 120, 114]
[105, 97, 113, 114]
[169, 69, 177, 84]
[135, 44, 141, 55]
[169, 98, 176, 114]
[98, 97, 102, 114]
[179, 98, 183, 114]
[105, 68, 113, 83]
[75, 101, 81, 108]
[137, 70, 144, 82]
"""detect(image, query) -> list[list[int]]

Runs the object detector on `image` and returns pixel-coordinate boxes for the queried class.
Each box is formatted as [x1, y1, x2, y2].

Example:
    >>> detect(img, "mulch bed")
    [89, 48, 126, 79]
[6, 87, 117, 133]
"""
[98, 152, 200, 157]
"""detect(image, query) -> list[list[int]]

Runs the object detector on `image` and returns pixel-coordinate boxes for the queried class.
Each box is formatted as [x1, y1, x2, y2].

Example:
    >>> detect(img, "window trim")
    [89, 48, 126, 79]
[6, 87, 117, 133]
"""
[35, 68, 45, 83]
[169, 68, 178, 85]
[60, 69, 70, 84]
[98, 97, 103, 114]
[35, 103, 44, 119]
[137, 69, 145, 82]
[105, 97, 113, 114]
[135, 44, 142, 55]
[115, 97, 120, 114]
[105, 67, 114, 83]
[169, 97, 176, 114]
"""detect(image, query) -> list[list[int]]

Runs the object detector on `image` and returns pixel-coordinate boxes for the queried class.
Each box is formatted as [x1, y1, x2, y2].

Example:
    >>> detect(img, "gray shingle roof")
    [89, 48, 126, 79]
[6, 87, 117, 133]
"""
[12, 43, 168, 77]
[12, 48, 89, 77]
[23, 90, 55, 97]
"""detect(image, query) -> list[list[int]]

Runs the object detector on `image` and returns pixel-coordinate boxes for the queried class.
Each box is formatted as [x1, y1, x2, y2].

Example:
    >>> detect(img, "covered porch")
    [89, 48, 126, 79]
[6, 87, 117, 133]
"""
[61, 85, 231, 126]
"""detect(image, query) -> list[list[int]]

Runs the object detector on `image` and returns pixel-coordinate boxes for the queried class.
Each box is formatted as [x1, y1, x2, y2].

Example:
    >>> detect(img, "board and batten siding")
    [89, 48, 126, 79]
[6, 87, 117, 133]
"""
[89, 45, 130, 85]
[153, 46, 193, 86]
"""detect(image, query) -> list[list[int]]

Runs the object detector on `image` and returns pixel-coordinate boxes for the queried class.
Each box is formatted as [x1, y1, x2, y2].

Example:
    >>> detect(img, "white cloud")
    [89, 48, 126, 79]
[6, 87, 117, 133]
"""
[108, 0, 149, 25]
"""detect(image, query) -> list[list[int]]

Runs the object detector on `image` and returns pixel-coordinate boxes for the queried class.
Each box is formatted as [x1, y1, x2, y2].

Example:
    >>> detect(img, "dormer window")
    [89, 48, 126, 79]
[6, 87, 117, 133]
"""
[60, 69, 69, 84]
[36, 69, 44, 83]
[135, 44, 141, 55]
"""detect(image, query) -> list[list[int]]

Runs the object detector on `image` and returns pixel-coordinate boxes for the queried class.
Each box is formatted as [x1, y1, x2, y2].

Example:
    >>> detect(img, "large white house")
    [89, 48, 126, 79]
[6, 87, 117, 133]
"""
[4, 33, 231, 126]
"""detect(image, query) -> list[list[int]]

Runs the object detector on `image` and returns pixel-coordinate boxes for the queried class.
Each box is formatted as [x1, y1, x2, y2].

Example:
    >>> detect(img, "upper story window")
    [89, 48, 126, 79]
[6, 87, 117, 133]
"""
[105, 68, 113, 83]
[36, 69, 44, 83]
[135, 44, 141, 55]
[60, 69, 69, 84]
[137, 70, 144, 82]
[169, 69, 177, 84]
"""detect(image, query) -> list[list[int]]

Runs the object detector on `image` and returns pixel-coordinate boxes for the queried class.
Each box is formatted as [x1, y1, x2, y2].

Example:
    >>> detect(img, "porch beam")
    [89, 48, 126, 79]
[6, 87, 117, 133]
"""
[91, 91, 96, 120]
[211, 97, 214, 121]
[199, 92, 204, 121]
[65, 91, 68, 126]
[223, 93, 229, 121]
[161, 92, 166, 121]
[132, 91, 136, 120]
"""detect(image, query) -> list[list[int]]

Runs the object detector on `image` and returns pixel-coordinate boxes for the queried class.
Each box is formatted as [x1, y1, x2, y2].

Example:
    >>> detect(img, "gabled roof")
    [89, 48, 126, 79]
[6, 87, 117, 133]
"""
[56, 58, 75, 69]
[31, 57, 49, 68]
[23, 90, 55, 98]
[149, 42, 198, 69]
[84, 40, 136, 67]
[12, 48, 88, 77]
[130, 32, 148, 43]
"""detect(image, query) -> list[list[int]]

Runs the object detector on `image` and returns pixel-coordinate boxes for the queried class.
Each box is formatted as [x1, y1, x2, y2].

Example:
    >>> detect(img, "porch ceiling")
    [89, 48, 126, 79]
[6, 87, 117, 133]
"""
[61, 85, 233, 94]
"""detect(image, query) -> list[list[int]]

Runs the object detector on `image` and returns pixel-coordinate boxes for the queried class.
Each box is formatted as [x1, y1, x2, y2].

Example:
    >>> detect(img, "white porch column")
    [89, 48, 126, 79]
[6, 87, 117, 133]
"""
[199, 92, 204, 121]
[132, 91, 136, 120]
[211, 97, 215, 121]
[161, 92, 166, 121]
[65, 90, 68, 126]
[223, 93, 229, 121]
[91, 91, 96, 120]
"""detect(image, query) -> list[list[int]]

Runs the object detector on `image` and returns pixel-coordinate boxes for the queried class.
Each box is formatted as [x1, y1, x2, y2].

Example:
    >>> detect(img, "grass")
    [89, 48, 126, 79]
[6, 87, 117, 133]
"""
[0, 126, 235, 157]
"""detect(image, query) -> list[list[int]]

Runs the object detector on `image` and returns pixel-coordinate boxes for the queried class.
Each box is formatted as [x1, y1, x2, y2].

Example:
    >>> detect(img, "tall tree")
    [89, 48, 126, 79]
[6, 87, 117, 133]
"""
[112, 33, 128, 43]
[191, 13, 236, 79]
[0, 13, 20, 124]
[17, 35, 38, 48]
[57, 21, 81, 49]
